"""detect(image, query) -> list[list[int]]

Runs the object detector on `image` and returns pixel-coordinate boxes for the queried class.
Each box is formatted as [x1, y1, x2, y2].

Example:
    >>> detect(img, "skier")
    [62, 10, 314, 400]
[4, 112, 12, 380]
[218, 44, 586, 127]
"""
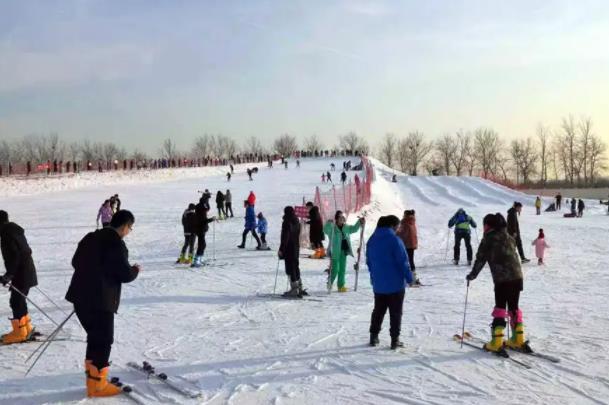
[0, 210, 38, 345]
[366, 215, 413, 349]
[256, 212, 270, 250]
[307, 205, 325, 258]
[296, 159, 300, 168]
[555, 193, 562, 210]
[507, 202, 530, 263]
[109, 196, 118, 213]
[535, 197, 542, 215]
[114, 194, 121, 211]
[65, 210, 140, 397]
[321, 173, 326, 183]
[192, 198, 216, 267]
[215, 190, 226, 220]
[340, 171, 347, 184]
[323, 211, 365, 292]
[448, 208, 477, 265]
[531, 228, 549, 265]
[577, 199, 585, 217]
[330, 163, 336, 171]
[96, 200, 113, 228]
[326, 171, 332, 183]
[284, 161, 288, 169]
[278, 206, 305, 297]
[247, 168, 253, 181]
[247, 191, 256, 206]
[200, 189, 212, 210]
[227, 172, 231, 182]
[397, 210, 420, 285]
[466, 213, 528, 353]
[225, 189, 234, 218]
[176, 203, 196, 264]
[237, 200, 262, 249]
[392, 174, 397, 183]
[230, 164, 234, 173]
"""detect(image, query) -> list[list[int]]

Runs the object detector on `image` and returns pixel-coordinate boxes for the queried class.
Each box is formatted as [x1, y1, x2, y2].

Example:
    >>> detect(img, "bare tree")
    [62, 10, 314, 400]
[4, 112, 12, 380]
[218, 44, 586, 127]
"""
[588, 134, 607, 184]
[213, 135, 237, 159]
[193, 135, 213, 158]
[378, 133, 397, 168]
[68, 142, 81, 162]
[511, 138, 538, 184]
[245, 136, 265, 155]
[435, 134, 457, 175]
[339, 132, 369, 154]
[161, 138, 178, 160]
[396, 131, 433, 176]
[536, 124, 551, 186]
[560, 115, 578, 185]
[103, 143, 120, 161]
[473, 128, 501, 177]
[577, 117, 593, 185]
[304, 135, 324, 153]
[451, 130, 472, 176]
[273, 134, 298, 157]
[131, 149, 148, 162]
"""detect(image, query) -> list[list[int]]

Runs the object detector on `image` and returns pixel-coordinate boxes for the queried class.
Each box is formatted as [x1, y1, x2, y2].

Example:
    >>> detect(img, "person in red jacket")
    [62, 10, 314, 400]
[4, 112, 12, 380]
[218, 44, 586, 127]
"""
[247, 191, 256, 206]
[397, 210, 420, 286]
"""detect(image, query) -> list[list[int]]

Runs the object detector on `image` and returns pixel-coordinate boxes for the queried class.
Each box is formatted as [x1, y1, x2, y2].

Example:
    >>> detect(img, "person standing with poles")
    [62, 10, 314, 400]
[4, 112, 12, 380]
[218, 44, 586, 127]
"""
[466, 213, 528, 353]
[366, 215, 412, 350]
[448, 208, 477, 265]
[278, 206, 306, 297]
[507, 202, 530, 263]
[176, 203, 196, 265]
[65, 210, 140, 397]
[323, 211, 364, 292]
[0, 210, 38, 344]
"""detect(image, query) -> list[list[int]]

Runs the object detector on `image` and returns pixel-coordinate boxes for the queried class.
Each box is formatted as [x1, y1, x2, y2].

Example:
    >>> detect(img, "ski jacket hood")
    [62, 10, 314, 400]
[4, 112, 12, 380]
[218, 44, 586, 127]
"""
[0, 222, 37, 289]
[397, 216, 418, 249]
[468, 229, 523, 285]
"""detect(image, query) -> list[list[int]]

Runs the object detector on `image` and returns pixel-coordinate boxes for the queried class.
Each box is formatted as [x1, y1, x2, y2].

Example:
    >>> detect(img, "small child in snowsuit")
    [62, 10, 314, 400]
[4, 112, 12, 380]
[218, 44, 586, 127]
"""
[257, 212, 269, 249]
[531, 228, 549, 265]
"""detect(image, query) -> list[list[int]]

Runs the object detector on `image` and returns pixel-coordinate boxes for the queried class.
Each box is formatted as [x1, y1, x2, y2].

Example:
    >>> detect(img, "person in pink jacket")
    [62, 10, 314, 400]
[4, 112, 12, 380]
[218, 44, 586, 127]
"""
[531, 228, 549, 265]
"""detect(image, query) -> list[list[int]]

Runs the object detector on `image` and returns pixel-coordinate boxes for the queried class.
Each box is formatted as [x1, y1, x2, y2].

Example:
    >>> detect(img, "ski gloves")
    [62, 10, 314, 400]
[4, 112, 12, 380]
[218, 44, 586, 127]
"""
[0, 273, 13, 286]
[465, 272, 476, 281]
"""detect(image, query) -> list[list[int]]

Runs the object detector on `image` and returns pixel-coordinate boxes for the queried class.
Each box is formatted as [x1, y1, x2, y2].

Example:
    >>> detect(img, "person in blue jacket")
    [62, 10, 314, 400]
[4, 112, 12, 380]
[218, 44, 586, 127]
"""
[448, 208, 477, 265]
[237, 200, 262, 249]
[257, 212, 269, 250]
[366, 215, 413, 350]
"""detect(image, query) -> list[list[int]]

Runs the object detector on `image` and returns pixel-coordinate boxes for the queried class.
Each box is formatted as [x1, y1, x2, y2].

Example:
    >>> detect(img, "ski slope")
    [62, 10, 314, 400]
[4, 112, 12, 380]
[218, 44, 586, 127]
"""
[0, 157, 608, 405]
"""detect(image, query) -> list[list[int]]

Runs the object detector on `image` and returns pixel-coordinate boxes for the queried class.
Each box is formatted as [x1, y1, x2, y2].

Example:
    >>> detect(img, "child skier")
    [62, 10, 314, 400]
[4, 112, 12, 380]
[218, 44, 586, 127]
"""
[257, 212, 270, 250]
[532, 229, 549, 265]
[466, 213, 529, 353]
[323, 211, 365, 292]
[176, 203, 196, 264]
[397, 210, 420, 285]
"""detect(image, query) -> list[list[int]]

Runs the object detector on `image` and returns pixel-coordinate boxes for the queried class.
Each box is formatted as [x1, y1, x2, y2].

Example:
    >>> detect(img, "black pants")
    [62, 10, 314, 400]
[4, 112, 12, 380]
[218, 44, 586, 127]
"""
[180, 234, 196, 256]
[241, 229, 261, 247]
[195, 231, 207, 256]
[556, 201, 561, 210]
[9, 286, 30, 319]
[225, 203, 234, 217]
[514, 234, 526, 260]
[260, 233, 267, 244]
[493, 280, 523, 327]
[284, 256, 301, 282]
[454, 232, 472, 262]
[217, 205, 226, 218]
[406, 248, 415, 272]
[310, 238, 323, 249]
[75, 306, 114, 370]
[370, 290, 405, 338]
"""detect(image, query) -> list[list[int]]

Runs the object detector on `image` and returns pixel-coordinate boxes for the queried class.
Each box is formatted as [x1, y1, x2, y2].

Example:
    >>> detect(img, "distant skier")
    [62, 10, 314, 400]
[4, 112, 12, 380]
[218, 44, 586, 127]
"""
[176, 203, 196, 264]
[278, 206, 305, 297]
[531, 228, 549, 265]
[397, 210, 420, 285]
[96, 200, 113, 228]
[321, 173, 326, 183]
[324, 211, 364, 292]
[392, 174, 397, 183]
[284, 161, 288, 169]
[448, 208, 477, 265]
[0, 210, 38, 345]
[507, 202, 529, 263]
[366, 215, 412, 349]
[296, 159, 300, 168]
[200, 189, 212, 210]
[66, 210, 140, 397]
[340, 171, 347, 184]
[225, 190, 234, 218]
[192, 198, 216, 267]
[237, 200, 262, 249]
[326, 171, 332, 183]
[307, 205, 325, 258]
[227, 172, 231, 182]
[466, 213, 529, 353]
[555, 193, 562, 210]
[215, 190, 226, 220]
[577, 199, 585, 217]
[535, 196, 542, 215]
[247, 168, 253, 181]
[330, 163, 336, 171]
[230, 164, 234, 174]
[256, 212, 270, 250]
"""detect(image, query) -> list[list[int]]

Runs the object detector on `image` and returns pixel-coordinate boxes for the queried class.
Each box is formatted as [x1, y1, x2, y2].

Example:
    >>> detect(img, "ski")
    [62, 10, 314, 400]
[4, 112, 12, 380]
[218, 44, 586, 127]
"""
[463, 332, 560, 363]
[353, 219, 366, 292]
[255, 293, 323, 302]
[127, 361, 201, 398]
[109, 377, 150, 405]
[453, 334, 532, 369]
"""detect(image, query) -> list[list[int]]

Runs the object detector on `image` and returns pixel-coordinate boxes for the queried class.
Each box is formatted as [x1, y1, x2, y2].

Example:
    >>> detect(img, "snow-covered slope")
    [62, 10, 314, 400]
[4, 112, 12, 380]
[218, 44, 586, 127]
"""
[0, 157, 607, 404]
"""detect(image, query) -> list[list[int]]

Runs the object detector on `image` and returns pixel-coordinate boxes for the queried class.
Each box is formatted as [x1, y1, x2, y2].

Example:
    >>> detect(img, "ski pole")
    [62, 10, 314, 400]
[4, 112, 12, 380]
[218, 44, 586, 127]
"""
[35, 286, 69, 317]
[6, 284, 60, 328]
[273, 259, 280, 295]
[460, 281, 470, 348]
[25, 310, 75, 374]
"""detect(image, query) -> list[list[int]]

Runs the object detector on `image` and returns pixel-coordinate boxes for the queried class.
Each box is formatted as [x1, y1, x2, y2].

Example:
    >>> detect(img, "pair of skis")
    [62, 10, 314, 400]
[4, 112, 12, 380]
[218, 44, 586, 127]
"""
[123, 361, 202, 400]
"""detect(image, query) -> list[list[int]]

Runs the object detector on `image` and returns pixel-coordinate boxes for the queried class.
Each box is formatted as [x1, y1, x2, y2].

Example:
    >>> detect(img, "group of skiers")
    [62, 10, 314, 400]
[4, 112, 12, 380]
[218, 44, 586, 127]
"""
[95, 194, 121, 228]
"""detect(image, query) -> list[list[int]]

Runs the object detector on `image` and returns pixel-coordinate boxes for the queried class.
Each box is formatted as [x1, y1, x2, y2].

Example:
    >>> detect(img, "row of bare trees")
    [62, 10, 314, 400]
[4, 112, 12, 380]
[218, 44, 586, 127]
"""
[378, 116, 607, 186]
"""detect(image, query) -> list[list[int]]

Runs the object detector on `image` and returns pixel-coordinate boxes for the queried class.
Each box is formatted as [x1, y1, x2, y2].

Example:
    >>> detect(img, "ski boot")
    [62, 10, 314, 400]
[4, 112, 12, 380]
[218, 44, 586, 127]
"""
[483, 325, 506, 352]
[521, 258, 531, 264]
[369, 333, 379, 347]
[190, 256, 202, 268]
[86, 362, 121, 397]
[467, 260, 472, 266]
[297, 279, 309, 296]
[185, 254, 193, 265]
[411, 271, 421, 286]
[282, 281, 302, 298]
[237, 244, 245, 249]
[506, 310, 532, 352]
[452, 259, 459, 266]
[390, 337, 404, 350]
[24, 314, 34, 338]
[2, 317, 28, 345]
[318, 247, 326, 258]
[176, 253, 185, 264]
[338, 286, 348, 293]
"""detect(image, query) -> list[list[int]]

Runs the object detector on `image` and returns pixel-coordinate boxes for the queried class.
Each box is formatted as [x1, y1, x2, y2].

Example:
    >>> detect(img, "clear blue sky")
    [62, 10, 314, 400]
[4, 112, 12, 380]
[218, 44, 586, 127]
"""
[1, 0, 608, 153]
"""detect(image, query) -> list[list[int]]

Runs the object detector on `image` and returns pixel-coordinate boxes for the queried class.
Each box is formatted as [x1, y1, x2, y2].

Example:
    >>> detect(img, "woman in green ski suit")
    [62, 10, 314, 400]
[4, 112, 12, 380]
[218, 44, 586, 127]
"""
[323, 211, 365, 292]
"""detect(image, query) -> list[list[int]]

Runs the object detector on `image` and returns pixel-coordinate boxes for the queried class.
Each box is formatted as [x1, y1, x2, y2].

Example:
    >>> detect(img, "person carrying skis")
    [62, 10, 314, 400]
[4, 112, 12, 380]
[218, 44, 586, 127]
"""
[257, 212, 269, 249]
[531, 228, 549, 265]
[535, 197, 542, 215]
[0, 210, 38, 345]
[65, 210, 140, 397]
[507, 202, 530, 263]
[96, 200, 113, 228]
[466, 213, 528, 353]
[308, 205, 325, 258]
[397, 210, 420, 285]
[176, 203, 197, 264]
[367, 215, 413, 350]
[238, 200, 262, 249]
[324, 211, 364, 292]
[448, 208, 477, 265]
[225, 189, 234, 218]
[577, 199, 585, 217]
[192, 198, 216, 267]
[278, 206, 305, 297]
[215, 190, 226, 220]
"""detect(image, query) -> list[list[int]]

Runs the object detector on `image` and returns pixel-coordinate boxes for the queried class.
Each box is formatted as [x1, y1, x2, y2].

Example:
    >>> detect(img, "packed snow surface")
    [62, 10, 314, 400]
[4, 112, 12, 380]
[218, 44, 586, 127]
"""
[0, 157, 608, 404]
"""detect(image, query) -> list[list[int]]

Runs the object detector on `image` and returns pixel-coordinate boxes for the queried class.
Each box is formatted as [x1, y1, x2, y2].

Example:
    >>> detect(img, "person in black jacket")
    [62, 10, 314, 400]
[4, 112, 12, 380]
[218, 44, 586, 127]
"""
[65, 210, 139, 397]
[191, 198, 216, 268]
[308, 206, 325, 258]
[200, 189, 212, 210]
[0, 210, 38, 345]
[278, 206, 305, 297]
[577, 199, 585, 217]
[215, 191, 226, 220]
[507, 202, 530, 263]
[176, 203, 197, 264]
